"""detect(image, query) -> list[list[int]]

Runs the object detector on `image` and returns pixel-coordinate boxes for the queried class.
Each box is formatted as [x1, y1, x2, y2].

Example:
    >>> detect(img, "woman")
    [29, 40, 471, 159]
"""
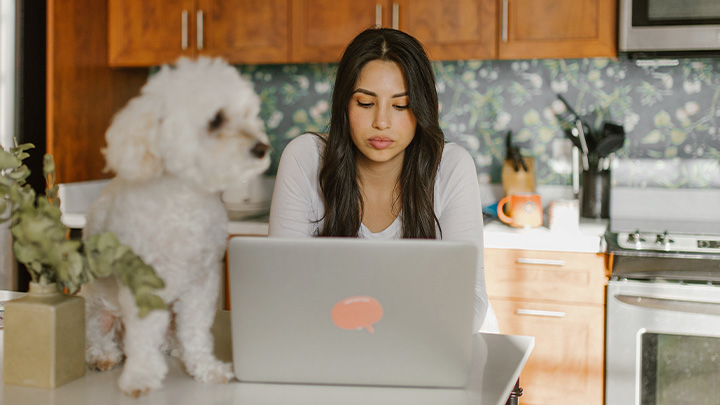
[268, 28, 496, 333]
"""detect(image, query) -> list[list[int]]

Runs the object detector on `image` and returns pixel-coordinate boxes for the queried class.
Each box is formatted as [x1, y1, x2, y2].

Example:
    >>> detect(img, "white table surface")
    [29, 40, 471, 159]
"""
[1, 311, 534, 405]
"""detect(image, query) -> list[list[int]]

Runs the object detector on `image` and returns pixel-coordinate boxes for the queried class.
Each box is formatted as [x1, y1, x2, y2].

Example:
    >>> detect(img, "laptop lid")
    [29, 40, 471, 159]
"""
[227, 236, 477, 388]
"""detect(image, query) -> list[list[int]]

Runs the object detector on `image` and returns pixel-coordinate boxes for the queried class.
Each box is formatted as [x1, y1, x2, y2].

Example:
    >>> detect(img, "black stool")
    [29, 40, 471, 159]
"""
[505, 379, 523, 405]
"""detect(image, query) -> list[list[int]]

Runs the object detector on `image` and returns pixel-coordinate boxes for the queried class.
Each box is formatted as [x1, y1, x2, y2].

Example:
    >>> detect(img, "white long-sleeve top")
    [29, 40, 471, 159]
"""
[268, 133, 490, 332]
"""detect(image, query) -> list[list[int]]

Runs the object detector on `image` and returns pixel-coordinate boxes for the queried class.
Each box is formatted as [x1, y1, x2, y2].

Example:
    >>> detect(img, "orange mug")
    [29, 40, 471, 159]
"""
[497, 194, 543, 228]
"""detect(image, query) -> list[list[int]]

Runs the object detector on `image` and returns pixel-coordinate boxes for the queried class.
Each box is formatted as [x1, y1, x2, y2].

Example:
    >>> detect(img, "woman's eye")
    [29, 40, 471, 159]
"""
[394, 105, 409, 110]
[356, 100, 373, 108]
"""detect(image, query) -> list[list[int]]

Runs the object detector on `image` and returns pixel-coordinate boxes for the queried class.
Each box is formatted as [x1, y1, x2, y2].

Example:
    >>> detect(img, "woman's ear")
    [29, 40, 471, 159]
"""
[102, 96, 163, 181]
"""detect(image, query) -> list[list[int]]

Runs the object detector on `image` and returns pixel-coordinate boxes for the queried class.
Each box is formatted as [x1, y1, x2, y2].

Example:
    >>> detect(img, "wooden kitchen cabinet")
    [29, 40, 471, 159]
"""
[485, 248, 606, 405]
[290, 0, 497, 63]
[498, 0, 617, 59]
[48, 0, 148, 184]
[108, 0, 290, 67]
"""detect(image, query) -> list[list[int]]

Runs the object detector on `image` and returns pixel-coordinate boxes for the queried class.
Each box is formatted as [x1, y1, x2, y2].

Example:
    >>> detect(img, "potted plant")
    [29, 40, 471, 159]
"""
[0, 142, 165, 388]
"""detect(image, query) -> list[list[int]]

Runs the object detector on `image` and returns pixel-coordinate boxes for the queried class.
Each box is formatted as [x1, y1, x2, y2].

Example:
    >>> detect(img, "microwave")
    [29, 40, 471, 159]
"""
[620, 0, 720, 54]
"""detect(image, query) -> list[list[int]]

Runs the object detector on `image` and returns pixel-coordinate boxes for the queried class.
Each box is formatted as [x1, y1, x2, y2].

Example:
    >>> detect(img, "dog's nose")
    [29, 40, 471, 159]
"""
[251, 142, 269, 159]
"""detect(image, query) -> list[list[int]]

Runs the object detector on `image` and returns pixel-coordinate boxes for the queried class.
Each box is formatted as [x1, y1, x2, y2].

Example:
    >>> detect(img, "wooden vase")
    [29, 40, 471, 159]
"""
[3, 282, 86, 388]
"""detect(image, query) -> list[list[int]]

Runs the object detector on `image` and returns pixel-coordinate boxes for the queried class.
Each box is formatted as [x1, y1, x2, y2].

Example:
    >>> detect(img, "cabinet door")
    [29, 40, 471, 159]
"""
[395, 0, 497, 60]
[291, 0, 382, 63]
[108, 0, 196, 67]
[498, 0, 617, 59]
[492, 298, 604, 405]
[198, 0, 290, 64]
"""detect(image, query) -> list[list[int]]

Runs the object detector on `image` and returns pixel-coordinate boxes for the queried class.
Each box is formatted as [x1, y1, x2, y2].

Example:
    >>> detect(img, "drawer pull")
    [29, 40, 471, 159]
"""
[501, 0, 509, 42]
[391, 3, 399, 30]
[516, 258, 566, 266]
[516, 309, 566, 318]
[181, 10, 189, 50]
[196, 10, 204, 50]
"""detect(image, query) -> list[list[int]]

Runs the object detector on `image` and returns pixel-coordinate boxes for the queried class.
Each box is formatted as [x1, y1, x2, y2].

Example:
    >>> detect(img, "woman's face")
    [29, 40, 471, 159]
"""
[348, 59, 417, 171]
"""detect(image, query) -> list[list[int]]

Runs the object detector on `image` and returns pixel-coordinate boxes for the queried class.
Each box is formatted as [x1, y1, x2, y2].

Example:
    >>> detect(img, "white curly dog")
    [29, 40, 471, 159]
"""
[81, 57, 270, 397]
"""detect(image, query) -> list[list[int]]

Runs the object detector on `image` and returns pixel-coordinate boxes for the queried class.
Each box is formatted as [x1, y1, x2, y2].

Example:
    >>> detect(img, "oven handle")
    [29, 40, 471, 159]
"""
[615, 294, 720, 316]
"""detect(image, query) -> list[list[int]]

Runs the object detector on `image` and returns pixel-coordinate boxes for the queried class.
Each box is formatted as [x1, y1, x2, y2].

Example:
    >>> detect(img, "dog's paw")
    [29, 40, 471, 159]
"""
[188, 359, 234, 384]
[117, 353, 167, 397]
[86, 348, 123, 371]
[118, 366, 165, 397]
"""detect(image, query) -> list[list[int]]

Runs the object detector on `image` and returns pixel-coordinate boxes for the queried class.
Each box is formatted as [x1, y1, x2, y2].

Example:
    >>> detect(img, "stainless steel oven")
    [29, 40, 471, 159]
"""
[606, 278, 720, 404]
[605, 184, 720, 404]
[620, 0, 720, 53]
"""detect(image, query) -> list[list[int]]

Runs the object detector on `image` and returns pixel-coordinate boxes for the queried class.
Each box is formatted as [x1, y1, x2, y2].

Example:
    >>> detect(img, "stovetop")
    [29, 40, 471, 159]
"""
[606, 231, 720, 283]
[605, 184, 720, 282]
[615, 231, 720, 255]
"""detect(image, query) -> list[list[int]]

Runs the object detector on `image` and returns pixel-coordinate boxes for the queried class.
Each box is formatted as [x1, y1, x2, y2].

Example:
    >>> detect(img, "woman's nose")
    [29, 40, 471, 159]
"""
[372, 107, 390, 130]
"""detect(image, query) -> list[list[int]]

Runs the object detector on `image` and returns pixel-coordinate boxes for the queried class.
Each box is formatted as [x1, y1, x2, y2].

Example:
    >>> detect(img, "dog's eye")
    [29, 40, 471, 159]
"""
[208, 110, 226, 131]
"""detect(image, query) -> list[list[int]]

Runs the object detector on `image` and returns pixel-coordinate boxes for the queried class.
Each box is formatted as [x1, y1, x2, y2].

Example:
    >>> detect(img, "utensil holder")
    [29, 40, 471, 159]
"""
[501, 157, 535, 196]
[581, 169, 610, 219]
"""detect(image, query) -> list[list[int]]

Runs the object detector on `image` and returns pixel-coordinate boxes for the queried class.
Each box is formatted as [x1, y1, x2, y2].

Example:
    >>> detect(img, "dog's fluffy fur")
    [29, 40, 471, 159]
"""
[81, 57, 270, 397]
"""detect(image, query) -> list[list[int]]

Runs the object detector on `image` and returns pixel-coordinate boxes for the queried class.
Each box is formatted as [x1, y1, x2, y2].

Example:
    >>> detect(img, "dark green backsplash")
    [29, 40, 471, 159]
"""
[236, 56, 720, 188]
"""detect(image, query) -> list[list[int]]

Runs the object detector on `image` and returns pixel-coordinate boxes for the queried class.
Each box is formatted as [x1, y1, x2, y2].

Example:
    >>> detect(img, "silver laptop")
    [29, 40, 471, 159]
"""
[227, 236, 478, 388]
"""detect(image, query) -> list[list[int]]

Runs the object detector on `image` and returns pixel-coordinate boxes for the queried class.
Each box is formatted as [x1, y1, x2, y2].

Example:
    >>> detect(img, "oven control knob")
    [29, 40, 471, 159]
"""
[655, 231, 674, 247]
[627, 230, 645, 244]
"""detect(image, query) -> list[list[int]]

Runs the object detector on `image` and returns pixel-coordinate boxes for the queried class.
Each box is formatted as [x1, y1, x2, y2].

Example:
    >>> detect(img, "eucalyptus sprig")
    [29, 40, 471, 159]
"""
[0, 142, 166, 317]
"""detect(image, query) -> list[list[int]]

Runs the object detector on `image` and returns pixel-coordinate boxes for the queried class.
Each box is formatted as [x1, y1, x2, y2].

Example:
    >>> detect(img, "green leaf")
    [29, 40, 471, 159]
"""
[0, 151, 21, 170]
[43, 154, 55, 174]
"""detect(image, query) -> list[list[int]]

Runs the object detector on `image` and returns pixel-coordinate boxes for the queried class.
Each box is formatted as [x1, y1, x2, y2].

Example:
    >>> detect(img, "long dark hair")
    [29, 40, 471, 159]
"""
[317, 28, 444, 238]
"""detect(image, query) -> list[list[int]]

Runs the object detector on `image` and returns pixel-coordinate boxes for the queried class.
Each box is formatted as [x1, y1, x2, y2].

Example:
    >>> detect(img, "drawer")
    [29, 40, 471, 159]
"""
[491, 298, 604, 405]
[485, 248, 606, 305]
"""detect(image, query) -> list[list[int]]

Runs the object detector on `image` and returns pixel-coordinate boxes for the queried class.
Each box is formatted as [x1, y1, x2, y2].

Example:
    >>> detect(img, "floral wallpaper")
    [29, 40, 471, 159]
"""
[236, 56, 720, 189]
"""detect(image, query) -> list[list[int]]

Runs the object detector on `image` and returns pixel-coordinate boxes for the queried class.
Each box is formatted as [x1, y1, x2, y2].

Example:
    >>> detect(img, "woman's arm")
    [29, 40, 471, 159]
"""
[435, 144, 489, 333]
[268, 134, 323, 238]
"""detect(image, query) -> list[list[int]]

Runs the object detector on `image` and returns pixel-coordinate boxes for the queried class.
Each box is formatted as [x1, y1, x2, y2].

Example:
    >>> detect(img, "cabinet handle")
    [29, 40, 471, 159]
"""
[501, 0, 508, 42]
[392, 3, 399, 30]
[197, 10, 204, 50]
[375, 4, 382, 28]
[516, 309, 566, 318]
[516, 258, 566, 266]
[181, 10, 189, 50]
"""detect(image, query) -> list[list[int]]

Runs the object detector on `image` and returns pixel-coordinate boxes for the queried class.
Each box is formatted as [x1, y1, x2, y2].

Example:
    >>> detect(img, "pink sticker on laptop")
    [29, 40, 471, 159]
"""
[331, 296, 383, 333]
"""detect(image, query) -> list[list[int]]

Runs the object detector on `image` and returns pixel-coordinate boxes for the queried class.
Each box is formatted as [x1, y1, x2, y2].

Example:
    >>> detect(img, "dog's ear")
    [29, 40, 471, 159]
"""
[103, 96, 163, 181]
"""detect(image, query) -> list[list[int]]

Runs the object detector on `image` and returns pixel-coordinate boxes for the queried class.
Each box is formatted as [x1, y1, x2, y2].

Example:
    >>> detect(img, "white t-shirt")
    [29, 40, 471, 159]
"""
[268, 133, 491, 332]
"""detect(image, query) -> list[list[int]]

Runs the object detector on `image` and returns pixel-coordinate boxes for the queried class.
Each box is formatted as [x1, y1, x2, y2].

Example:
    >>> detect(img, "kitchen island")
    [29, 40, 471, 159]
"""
[0, 311, 534, 405]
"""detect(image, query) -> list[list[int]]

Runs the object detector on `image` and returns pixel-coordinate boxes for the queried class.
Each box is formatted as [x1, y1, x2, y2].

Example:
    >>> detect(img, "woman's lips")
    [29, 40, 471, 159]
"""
[368, 137, 393, 150]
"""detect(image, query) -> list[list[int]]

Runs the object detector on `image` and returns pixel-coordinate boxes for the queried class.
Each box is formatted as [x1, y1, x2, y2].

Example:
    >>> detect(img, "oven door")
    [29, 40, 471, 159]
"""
[606, 279, 720, 405]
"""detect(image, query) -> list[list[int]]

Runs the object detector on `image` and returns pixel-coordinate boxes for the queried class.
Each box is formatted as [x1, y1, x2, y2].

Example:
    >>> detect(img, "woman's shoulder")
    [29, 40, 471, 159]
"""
[440, 142, 474, 168]
[276, 133, 326, 177]
[283, 132, 326, 155]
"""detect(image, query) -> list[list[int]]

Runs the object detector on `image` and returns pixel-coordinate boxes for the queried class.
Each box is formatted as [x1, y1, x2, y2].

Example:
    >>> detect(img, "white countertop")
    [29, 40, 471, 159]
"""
[64, 215, 607, 254]
[59, 179, 607, 253]
[227, 217, 609, 254]
[0, 310, 534, 405]
[483, 218, 608, 253]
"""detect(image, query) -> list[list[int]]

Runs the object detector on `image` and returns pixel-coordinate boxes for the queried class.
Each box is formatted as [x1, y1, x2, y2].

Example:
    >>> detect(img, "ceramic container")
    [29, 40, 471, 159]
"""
[3, 282, 86, 388]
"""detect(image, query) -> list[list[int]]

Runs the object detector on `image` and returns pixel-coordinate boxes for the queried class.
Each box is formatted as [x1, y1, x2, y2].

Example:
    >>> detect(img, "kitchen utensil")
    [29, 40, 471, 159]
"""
[497, 194, 543, 228]
[596, 122, 625, 157]
[557, 94, 596, 152]
[564, 128, 583, 149]
[574, 120, 590, 171]
[505, 131, 528, 172]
